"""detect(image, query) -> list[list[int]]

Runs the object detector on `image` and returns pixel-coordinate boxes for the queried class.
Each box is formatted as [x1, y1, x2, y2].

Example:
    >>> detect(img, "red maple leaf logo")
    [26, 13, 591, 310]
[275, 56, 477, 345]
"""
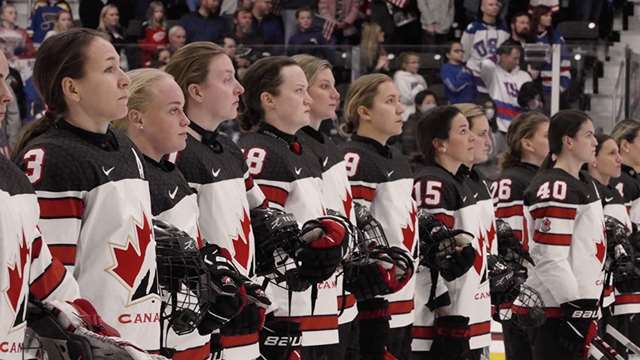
[195, 226, 204, 249]
[596, 226, 606, 263]
[5, 231, 28, 312]
[111, 214, 152, 288]
[401, 206, 417, 251]
[342, 190, 353, 219]
[232, 210, 252, 269]
[486, 223, 496, 253]
[474, 229, 485, 275]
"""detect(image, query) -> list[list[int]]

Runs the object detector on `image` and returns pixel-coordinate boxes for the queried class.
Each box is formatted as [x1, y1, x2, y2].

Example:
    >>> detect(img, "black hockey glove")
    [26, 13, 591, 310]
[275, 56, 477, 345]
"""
[487, 254, 526, 307]
[259, 318, 302, 360]
[220, 280, 270, 342]
[357, 298, 391, 360]
[558, 299, 599, 359]
[250, 208, 300, 276]
[496, 219, 534, 265]
[430, 316, 472, 360]
[417, 210, 476, 281]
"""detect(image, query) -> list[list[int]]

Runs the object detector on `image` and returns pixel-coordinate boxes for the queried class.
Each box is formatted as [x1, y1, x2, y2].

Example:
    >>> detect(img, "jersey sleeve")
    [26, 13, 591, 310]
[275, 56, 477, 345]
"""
[413, 176, 459, 228]
[29, 231, 80, 302]
[525, 185, 580, 304]
[343, 150, 378, 211]
[243, 145, 292, 212]
[461, 24, 474, 62]
[494, 176, 530, 251]
[16, 144, 88, 271]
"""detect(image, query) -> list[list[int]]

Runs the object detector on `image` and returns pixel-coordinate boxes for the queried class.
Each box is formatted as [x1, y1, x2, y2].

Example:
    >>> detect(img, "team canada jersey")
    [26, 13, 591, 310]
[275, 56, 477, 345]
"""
[15, 121, 161, 351]
[463, 167, 498, 256]
[0, 157, 80, 359]
[143, 156, 210, 360]
[493, 162, 539, 252]
[610, 164, 640, 225]
[297, 126, 358, 325]
[170, 123, 266, 358]
[460, 20, 510, 94]
[339, 135, 418, 329]
[412, 164, 491, 350]
[523, 169, 606, 311]
[239, 123, 339, 347]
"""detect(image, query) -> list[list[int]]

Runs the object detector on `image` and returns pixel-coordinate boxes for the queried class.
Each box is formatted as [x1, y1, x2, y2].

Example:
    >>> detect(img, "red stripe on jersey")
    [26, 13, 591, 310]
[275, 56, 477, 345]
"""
[220, 333, 259, 348]
[172, 342, 211, 360]
[49, 244, 76, 266]
[615, 294, 640, 305]
[530, 206, 576, 220]
[282, 314, 339, 331]
[31, 237, 43, 259]
[603, 286, 614, 297]
[511, 229, 523, 241]
[337, 294, 356, 310]
[412, 326, 434, 339]
[39, 197, 85, 219]
[533, 231, 572, 246]
[245, 175, 254, 191]
[433, 213, 455, 229]
[351, 185, 376, 202]
[30, 259, 66, 300]
[259, 185, 288, 207]
[469, 321, 491, 336]
[388, 300, 414, 315]
[495, 204, 523, 218]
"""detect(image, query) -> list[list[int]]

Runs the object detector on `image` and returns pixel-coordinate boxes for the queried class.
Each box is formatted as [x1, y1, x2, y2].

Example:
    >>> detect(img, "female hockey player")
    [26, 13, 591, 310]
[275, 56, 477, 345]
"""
[338, 73, 418, 360]
[163, 42, 266, 359]
[291, 54, 359, 358]
[412, 106, 489, 360]
[493, 111, 549, 360]
[523, 110, 604, 360]
[238, 56, 352, 359]
[13, 28, 163, 352]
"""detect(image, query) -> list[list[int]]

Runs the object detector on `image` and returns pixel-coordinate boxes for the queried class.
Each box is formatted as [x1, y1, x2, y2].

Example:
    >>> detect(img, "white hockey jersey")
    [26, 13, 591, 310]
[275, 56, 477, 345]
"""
[460, 20, 510, 94]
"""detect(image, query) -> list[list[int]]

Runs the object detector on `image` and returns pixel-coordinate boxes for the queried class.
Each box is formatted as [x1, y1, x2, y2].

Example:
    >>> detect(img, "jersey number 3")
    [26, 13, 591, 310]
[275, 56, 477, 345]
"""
[23, 148, 45, 184]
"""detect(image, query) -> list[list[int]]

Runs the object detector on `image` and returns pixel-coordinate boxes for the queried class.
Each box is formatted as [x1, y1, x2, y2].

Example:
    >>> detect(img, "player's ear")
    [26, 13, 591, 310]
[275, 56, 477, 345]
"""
[621, 139, 631, 153]
[260, 91, 274, 110]
[433, 138, 447, 154]
[356, 105, 370, 123]
[61, 77, 80, 103]
[187, 83, 204, 104]
[562, 134, 573, 150]
[128, 109, 144, 129]
[521, 138, 533, 153]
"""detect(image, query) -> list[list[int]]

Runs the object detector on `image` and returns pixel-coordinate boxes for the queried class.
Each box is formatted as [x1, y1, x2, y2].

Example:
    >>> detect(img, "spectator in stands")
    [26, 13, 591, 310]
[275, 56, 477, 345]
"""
[530, 0, 560, 13]
[416, 0, 454, 44]
[44, 10, 74, 40]
[316, 0, 360, 44]
[250, 0, 285, 47]
[360, 22, 389, 74]
[509, 12, 532, 71]
[221, 35, 251, 74]
[518, 81, 545, 112]
[370, 0, 421, 45]
[141, 1, 168, 58]
[179, 0, 230, 43]
[0, 3, 35, 59]
[531, 5, 571, 110]
[233, 8, 259, 45]
[31, 0, 70, 43]
[288, 7, 332, 59]
[461, 0, 510, 94]
[145, 47, 171, 69]
[394, 52, 427, 121]
[167, 24, 187, 53]
[97, 4, 126, 50]
[479, 41, 532, 152]
[441, 41, 477, 104]
[396, 89, 439, 155]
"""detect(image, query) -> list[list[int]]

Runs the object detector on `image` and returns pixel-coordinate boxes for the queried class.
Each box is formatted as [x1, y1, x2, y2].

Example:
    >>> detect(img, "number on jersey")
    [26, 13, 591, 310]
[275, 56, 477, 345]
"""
[245, 148, 267, 176]
[536, 181, 567, 200]
[23, 148, 45, 184]
[344, 152, 360, 177]
[491, 179, 512, 200]
[414, 180, 442, 206]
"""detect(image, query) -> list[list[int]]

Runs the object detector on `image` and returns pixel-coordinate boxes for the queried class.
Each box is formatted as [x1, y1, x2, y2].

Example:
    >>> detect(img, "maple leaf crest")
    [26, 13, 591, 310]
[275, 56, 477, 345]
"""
[111, 214, 153, 288]
[232, 210, 252, 269]
[401, 206, 417, 251]
[596, 225, 606, 263]
[474, 228, 485, 275]
[342, 190, 353, 219]
[486, 223, 496, 253]
[5, 231, 28, 312]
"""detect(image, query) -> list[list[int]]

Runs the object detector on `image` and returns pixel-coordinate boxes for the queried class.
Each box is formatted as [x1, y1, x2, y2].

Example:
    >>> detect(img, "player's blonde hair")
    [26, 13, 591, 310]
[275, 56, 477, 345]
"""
[292, 54, 332, 85]
[340, 73, 392, 136]
[113, 68, 173, 129]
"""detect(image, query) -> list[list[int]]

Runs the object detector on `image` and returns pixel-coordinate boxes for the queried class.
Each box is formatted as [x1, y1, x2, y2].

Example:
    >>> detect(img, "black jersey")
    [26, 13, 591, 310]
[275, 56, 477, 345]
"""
[297, 126, 358, 325]
[240, 123, 338, 347]
[15, 121, 160, 351]
[610, 164, 640, 225]
[413, 164, 491, 351]
[523, 169, 605, 311]
[339, 135, 418, 329]
[0, 157, 79, 359]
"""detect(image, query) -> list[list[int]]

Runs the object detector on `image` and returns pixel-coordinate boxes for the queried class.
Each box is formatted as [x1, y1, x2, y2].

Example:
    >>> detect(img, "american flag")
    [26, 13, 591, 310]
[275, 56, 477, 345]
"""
[386, 0, 408, 9]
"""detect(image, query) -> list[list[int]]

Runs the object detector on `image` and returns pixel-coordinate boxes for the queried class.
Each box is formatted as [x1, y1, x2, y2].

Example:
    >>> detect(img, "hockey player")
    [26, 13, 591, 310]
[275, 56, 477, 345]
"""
[291, 54, 359, 358]
[412, 106, 490, 360]
[493, 111, 549, 360]
[523, 110, 604, 360]
[238, 56, 351, 359]
[338, 73, 418, 360]
[13, 29, 162, 352]
[460, 0, 510, 94]
[163, 42, 266, 359]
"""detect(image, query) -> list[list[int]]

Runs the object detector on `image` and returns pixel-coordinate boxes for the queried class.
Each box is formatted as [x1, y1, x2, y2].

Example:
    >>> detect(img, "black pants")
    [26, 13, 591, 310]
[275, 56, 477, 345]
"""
[339, 320, 360, 360]
[387, 325, 413, 360]
[531, 318, 583, 360]
[411, 348, 484, 360]
[502, 320, 534, 360]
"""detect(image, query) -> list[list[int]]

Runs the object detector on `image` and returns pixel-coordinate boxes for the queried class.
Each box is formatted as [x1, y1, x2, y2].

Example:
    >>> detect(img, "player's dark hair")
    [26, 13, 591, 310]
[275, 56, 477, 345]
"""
[15, 28, 107, 155]
[594, 134, 613, 156]
[541, 110, 592, 169]
[500, 111, 549, 170]
[239, 56, 298, 131]
[416, 105, 463, 165]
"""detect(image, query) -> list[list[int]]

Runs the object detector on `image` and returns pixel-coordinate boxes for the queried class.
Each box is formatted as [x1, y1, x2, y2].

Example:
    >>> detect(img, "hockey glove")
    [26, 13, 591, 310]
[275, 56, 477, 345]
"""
[496, 219, 534, 265]
[418, 211, 476, 281]
[250, 208, 300, 276]
[487, 254, 526, 307]
[559, 299, 599, 358]
[430, 316, 472, 360]
[357, 298, 391, 360]
[259, 318, 302, 360]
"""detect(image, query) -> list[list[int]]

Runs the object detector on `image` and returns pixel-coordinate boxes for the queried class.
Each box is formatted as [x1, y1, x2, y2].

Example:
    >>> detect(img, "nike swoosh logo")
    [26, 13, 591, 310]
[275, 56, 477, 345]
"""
[295, 168, 302, 175]
[323, 157, 329, 167]
[474, 193, 479, 198]
[102, 166, 115, 176]
[462, 196, 467, 202]
[386, 170, 394, 177]
[605, 197, 614, 202]
[212, 168, 221, 177]
[168, 186, 178, 199]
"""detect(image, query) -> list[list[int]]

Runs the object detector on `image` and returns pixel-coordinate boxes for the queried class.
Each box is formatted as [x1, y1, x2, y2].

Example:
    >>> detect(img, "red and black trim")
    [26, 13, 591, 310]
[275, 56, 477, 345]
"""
[38, 197, 85, 219]
[258, 184, 288, 208]
[30, 259, 66, 300]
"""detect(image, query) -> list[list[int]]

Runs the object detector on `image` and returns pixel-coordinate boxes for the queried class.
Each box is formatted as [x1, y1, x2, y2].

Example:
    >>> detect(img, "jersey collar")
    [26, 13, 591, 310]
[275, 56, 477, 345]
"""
[300, 126, 325, 144]
[258, 122, 303, 154]
[189, 121, 223, 153]
[143, 155, 175, 172]
[351, 134, 391, 158]
[56, 119, 119, 151]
